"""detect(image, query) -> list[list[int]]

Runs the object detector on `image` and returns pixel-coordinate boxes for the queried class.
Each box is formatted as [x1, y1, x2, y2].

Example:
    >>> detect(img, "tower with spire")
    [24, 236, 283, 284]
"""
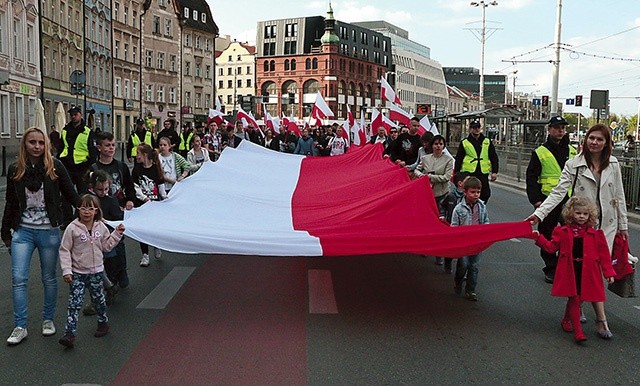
[320, 1, 339, 53]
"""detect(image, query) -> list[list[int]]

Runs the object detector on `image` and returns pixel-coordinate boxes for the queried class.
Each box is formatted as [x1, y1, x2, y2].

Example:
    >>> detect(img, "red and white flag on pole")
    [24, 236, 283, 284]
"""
[282, 113, 302, 136]
[237, 107, 259, 129]
[380, 76, 402, 106]
[311, 91, 334, 122]
[388, 103, 412, 126]
[371, 107, 399, 135]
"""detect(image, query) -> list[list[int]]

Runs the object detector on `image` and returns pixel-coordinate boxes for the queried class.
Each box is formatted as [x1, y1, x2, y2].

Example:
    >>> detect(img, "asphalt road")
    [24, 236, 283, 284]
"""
[0, 184, 639, 385]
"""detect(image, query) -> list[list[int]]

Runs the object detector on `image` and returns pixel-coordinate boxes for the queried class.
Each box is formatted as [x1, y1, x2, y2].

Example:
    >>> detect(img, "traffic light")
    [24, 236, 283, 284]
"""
[575, 95, 583, 107]
[541, 95, 549, 107]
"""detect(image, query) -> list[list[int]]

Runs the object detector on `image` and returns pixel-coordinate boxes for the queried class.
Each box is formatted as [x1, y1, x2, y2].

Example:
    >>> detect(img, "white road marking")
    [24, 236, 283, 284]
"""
[510, 238, 522, 243]
[308, 269, 338, 314]
[634, 306, 640, 311]
[137, 266, 196, 309]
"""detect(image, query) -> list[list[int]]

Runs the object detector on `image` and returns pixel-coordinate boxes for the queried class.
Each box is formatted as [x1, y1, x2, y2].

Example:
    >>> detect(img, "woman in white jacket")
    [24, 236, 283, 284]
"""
[528, 123, 628, 340]
[187, 135, 210, 174]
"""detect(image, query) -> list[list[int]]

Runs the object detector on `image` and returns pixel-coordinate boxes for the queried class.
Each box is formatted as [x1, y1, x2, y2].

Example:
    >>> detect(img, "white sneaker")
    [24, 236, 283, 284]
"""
[7, 327, 28, 345]
[154, 248, 162, 259]
[140, 254, 150, 267]
[42, 320, 56, 336]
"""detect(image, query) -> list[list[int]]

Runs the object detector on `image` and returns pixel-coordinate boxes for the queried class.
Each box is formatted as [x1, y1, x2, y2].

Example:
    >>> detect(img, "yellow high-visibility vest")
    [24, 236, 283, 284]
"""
[536, 145, 577, 196]
[460, 138, 491, 174]
[179, 132, 194, 151]
[130, 131, 152, 157]
[60, 126, 91, 164]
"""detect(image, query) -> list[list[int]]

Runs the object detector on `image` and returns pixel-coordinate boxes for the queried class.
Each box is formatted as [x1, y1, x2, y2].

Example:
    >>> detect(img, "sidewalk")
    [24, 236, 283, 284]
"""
[493, 174, 640, 225]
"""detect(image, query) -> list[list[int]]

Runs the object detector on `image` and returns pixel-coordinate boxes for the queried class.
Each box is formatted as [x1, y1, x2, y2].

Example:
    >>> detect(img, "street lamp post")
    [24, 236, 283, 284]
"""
[470, 1, 498, 110]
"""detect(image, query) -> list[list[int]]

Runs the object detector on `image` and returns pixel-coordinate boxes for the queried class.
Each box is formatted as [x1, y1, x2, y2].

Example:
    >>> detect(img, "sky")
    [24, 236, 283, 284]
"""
[206, 0, 640, 117]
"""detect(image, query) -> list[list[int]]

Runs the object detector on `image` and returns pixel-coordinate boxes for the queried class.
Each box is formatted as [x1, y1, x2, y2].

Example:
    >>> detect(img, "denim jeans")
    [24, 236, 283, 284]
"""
[454, 253, 481, 293]
[11, 226, 61, 328]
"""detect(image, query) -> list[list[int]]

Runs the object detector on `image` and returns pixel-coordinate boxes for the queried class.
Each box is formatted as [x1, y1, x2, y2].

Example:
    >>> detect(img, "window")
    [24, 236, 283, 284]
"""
[169, 87, 176, 104]
[201, 13, 206, 23]
[124, 43, 128, 60]
[195, 64, 201, 77]
[153, 16, 160, 34]
[237, 55, 241, 61]
[146, 85, 153, 101]
[246, 66, 251, 74]
[114, 41, 120, 58]
[26, 24, 34, 63]
[263, 42, 275, 56]
[218, 80, 223, 89]
[227, 67, 232, 75]
[15, 95, 24, 136]
[114, 3, 119, 22]
[246, 79, 252, 88]
[195, 36, 200, 49]
[237, 66, 242, 75]
[312, 58, 318, 69]
[284, 59, 290, 71]
[184, 61, 190, 75]
[360, 32, 368, 45]
[192, 10, 197, 20]
[185, 91, 191, 106]
[263, 60, 269, 72]
[157, 52, 164, 69]
[305, 58, 311, 70]
[206, 65, 211, 78]
[284, 41, 296, 55]
[264, 25, 276, 38]
[269, 60, 275, 72]
[219, 68, 223, 76]
[170, 55, 176, 72]
[28, 98, 36, 128]
[132, 81, 138, 99]
[228, 55, 232, 62]
[184, 7, 189, 18]
[157, 86, 164, 103]
[13, 18, 22, 59]
[227, 80, 232, 88]
[237, 79, 242, 88]
[132, 46, 137, 62]
[291, 59, 296, 71]
[184, 34, 190, 47]
[114, 78, 121, 97]
[124, 79, 130, 98]
[361, 48, 368, 60]
[205, 39, 211, 51]
[164, 19, 172, 36]
[145, 50, 153, 67]
[132, 10, 136, 27]
[0, 93, 9, 135]
[285, 23, 298, 37]
[205, 94, 211, 107]
[195, 93, 201, 108]
[339, 26, 348, 39]
[227, 95, 232, 104]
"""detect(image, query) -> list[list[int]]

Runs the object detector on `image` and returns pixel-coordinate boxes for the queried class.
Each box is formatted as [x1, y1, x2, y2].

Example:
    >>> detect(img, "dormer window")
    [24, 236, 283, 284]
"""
[183, 7, 189, 18]
[192, 10, 197, 20]
[201, 13, 206, 23]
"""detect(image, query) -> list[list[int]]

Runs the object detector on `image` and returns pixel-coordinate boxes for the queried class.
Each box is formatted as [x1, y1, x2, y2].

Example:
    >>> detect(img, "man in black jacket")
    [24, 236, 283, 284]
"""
[525, 115, 576, 283]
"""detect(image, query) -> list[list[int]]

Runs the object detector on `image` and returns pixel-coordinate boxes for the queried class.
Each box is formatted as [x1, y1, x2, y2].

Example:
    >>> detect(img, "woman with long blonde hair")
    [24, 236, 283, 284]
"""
[2, 127, 79, 345]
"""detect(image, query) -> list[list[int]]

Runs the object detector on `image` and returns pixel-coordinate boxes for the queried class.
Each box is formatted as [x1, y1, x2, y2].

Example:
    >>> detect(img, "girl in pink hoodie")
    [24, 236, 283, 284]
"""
[58, 194, 124, 348]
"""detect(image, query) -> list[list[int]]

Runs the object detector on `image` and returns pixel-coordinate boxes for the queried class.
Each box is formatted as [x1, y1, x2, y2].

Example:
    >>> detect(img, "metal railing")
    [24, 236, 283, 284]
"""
[492, 144, 640, 210]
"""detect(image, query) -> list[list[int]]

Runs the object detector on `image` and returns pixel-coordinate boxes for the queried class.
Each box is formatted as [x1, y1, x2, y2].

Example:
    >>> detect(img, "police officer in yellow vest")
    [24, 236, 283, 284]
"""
[526, 115, 577, 283]
[454, 119, 499, 203]
[127, 118, 156, 162]
[178, 123, 195, 158]
[59, 106, 98, 223]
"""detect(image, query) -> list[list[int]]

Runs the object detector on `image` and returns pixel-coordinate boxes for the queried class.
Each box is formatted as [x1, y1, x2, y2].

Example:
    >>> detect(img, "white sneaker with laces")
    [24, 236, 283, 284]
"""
[7, 327, 28, 345]
[154, 248, 162, 259]
[42, 320, 56, 336]
[140, 254, 150, 267]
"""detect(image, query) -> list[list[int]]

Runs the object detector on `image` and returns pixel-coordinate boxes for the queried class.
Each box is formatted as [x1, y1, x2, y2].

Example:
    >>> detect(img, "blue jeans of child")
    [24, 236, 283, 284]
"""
[10, 226, 61, 328]
[64, 272, 108, 335]
[455, 253, 481, 293]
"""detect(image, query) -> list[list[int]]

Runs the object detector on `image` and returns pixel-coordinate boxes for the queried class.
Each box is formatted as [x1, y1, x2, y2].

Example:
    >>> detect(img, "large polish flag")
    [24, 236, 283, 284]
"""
[388, 103, 413, 126]
[380, 76, 402, 105]
[119, 141, 532, 257]
[237, 107, 259, 128]
[311, 91, 334, 121]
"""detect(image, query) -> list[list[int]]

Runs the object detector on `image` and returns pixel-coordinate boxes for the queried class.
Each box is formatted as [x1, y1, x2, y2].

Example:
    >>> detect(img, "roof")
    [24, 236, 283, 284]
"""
[239, 43, 256, 55]
[455, 107, 524, 119]
[176, 0, 219, 35]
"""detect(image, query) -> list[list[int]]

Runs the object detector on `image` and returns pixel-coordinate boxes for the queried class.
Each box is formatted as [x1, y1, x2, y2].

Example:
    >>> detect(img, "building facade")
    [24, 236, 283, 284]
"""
[215, 41, 256, 115]
[140, 0, 181, 131]
[0, 0, 40, 152]
[112, 0, 142, 142]
[84, 0, 113, 131]
[255, 5, 392, 121]
[40, 0, 84, 134]
[354, 21, 448, 117]
[443, 67, 506, 109]
[177, 0, 218, 125]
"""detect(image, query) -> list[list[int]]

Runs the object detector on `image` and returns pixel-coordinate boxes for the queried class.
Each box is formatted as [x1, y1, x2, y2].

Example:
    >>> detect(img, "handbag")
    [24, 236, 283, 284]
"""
[608, 233, 636, 297]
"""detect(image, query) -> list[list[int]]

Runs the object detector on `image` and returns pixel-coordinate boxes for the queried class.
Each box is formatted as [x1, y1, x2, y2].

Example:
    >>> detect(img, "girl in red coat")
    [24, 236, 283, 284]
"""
[534, 196, 615, 342]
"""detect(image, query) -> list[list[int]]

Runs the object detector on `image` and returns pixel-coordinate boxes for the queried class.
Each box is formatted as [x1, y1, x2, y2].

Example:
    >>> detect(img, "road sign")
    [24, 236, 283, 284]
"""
[532, 98, 541, 106]
[69, 70, 85, 96]
[566, 98, 574, 105]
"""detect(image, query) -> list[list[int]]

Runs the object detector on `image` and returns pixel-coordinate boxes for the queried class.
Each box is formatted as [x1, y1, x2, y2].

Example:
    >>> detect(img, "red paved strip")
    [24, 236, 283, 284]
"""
[112, 256, 308, 385]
